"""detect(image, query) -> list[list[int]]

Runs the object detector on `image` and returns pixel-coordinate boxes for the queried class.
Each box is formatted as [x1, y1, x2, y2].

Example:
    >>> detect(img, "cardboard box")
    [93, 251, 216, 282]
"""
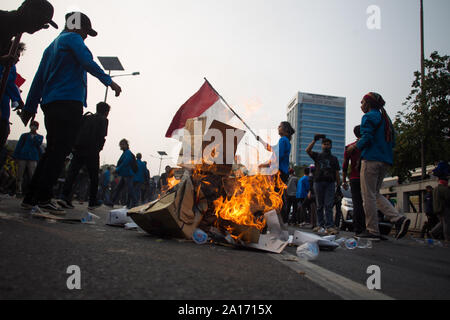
[178, 119, 246, 176]
[128, 176, 202, 239]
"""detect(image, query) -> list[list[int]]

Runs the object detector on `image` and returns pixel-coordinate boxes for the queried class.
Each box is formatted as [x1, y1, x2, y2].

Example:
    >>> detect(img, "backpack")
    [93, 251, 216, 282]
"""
[75, 112, 98, 150]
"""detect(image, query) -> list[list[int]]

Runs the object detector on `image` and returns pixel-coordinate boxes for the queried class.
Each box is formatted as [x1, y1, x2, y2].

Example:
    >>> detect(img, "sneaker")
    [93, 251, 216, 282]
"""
[21, 200, 34, 210]
[395, 217, 411, 240]
[57, 199, 74, 209]
[312, 226, 322, 233]
[88, 201, 102, 210]
[38, 201, 66, 215]
[356, 231, 381, 241]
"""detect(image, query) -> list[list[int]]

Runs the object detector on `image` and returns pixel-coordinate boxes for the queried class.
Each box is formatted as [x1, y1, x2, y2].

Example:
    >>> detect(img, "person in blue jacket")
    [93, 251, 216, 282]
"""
[257, 121, 295, 183]
[108, 139, 136, 209]
[257, 121, 295, 224]
[0, 42, 26, 170]
[19, 12, 122, 214]
[296, 167, 311, 225]
[133, 153, 148, 206]
[13, 120, 43, 196]
[347, 92, 410, 241]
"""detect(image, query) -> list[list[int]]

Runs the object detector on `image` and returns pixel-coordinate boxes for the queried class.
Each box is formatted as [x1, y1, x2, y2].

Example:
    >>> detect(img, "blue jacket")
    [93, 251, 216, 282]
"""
[13, 132, 43, 161]
[102, 170, 111, 187]
[356, 110, 395, 165]
[0, 65, 22, 121]
[133, 159, 147, 183]
[24, 31, 112, 114]
[116, 149, 134, 177]
[296, 175, 310, 199]
[274, 136, 291, 175]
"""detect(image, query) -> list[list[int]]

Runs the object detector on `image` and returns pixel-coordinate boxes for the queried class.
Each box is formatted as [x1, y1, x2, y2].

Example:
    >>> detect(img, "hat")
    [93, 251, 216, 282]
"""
[65, 12, 97, 37]
[432, 161, 449, 179]
[19, 0, 58, 29]
[363, 92, 385, 109]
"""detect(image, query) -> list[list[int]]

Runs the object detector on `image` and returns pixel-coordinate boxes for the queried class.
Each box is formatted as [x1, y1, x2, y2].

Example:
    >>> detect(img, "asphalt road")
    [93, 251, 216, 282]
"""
[1, 195, 449, 300]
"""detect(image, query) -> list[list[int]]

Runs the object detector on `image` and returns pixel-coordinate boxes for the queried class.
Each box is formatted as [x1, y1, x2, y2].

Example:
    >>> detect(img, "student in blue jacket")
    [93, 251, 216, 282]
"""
[257, 121, 295, 224]
[13, 120, 43, 196]
[257, 121, 295, 184]
[133, 153, 148, 206]
[19, 12, 122, 214]
[347, 92, 410, 241]
[296, 167, 311, 225]
[108, 139, 136, 209]
[0, 42, 26, 170]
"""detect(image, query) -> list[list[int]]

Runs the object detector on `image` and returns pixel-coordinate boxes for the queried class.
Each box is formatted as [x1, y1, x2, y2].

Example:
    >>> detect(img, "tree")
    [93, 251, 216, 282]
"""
[392, 51, 450, 183]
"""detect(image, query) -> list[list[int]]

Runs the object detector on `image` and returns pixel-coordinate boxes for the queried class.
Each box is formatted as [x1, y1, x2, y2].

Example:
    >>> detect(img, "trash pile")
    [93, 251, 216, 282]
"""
[119, 117, 375, 257]
[119, 118, 292, 253]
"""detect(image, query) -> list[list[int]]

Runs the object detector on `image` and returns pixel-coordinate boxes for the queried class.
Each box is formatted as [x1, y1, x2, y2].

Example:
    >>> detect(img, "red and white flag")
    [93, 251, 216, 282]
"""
[165, 81, 237, 138]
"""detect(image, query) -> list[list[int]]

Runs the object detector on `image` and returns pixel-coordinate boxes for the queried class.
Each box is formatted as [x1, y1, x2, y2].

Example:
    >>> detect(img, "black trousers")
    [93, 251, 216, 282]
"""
[25, 101, 83, 204]
[279, 171, 290, 223]
[350, 179, 366, 234]
[62, 152, 99, 205]
[286, 196, 299, 223]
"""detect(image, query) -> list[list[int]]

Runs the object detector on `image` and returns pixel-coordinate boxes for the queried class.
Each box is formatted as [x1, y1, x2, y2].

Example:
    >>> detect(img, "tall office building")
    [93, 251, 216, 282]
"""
[287, 92, 346, 167]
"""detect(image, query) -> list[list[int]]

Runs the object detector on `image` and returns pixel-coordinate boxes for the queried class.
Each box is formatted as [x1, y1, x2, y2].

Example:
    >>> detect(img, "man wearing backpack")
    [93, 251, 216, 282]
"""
[306, 135, 341, 235]
[106, 139, 137, 209]
[57, 102, 110, 210]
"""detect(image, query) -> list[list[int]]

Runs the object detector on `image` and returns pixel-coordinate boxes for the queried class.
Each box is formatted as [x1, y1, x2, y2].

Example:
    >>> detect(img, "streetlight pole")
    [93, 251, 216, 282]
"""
[104, 70, 111, 103]
[104, 71, 140, 103]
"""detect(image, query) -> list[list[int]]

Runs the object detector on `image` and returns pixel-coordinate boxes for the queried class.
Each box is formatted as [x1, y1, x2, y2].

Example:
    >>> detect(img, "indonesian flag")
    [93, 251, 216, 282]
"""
[165, 81, 237, 138]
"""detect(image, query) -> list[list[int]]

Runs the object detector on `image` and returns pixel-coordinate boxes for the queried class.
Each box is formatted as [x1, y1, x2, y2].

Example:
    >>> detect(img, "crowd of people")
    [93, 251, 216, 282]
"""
[1, 1, 448, 245]
[265, 92, 449, 244]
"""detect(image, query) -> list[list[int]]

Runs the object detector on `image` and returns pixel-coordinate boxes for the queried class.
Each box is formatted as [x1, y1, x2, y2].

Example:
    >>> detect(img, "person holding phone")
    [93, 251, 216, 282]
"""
[306, 134, 341, 235]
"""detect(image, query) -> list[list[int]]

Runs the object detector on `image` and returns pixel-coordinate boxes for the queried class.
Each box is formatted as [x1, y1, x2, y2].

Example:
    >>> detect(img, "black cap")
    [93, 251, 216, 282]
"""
[65, 12, 97, 37]
[19, 0, 58, 29]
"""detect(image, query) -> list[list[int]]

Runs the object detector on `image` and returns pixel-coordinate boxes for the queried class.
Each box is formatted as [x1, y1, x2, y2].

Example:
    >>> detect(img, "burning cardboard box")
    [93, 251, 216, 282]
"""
[128, 174, 202, 239]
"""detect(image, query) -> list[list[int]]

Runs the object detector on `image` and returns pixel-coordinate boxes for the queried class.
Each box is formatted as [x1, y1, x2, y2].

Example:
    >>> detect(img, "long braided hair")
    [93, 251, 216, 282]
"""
[363, 92, 393, 143]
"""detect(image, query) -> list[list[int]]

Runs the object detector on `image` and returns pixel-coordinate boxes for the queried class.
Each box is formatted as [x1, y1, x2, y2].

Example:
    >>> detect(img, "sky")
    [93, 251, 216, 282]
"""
[3, 0, 450, 176]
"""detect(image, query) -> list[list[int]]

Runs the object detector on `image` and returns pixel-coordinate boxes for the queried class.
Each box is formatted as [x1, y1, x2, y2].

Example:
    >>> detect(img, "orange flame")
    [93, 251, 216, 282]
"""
[167, 176, 181, 190]
[213, 172, 286, 231]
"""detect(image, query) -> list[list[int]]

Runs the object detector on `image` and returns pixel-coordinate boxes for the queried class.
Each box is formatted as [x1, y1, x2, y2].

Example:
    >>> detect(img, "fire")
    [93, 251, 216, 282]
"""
[213, 172, 286, 231]
[167, 176, 181, 190]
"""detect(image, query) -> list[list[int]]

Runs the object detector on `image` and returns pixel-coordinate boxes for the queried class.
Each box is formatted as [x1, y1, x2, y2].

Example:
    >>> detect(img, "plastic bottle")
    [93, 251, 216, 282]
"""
[81, 212, 100, 224]
[344, 238, 358, 250]
[335, 238, 347, 247]
[357, 238, 373, 249]
[296, 242, 319, 261]
[192, 229, 208, 244]
[425, 238, 443, 247]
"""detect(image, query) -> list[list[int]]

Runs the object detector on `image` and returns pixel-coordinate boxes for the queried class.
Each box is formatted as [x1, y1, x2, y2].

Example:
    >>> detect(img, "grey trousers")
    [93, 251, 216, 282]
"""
[16, 160, 37, 194]
[360, 160, 404, 235]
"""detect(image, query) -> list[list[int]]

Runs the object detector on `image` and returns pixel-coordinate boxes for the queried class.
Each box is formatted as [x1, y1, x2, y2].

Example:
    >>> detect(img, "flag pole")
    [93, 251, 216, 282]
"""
[203, 77, 259, 139]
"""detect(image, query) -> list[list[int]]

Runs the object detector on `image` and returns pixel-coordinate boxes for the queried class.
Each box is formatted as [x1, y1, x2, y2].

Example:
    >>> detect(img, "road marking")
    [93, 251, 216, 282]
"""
[270, 252, 395, 300]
